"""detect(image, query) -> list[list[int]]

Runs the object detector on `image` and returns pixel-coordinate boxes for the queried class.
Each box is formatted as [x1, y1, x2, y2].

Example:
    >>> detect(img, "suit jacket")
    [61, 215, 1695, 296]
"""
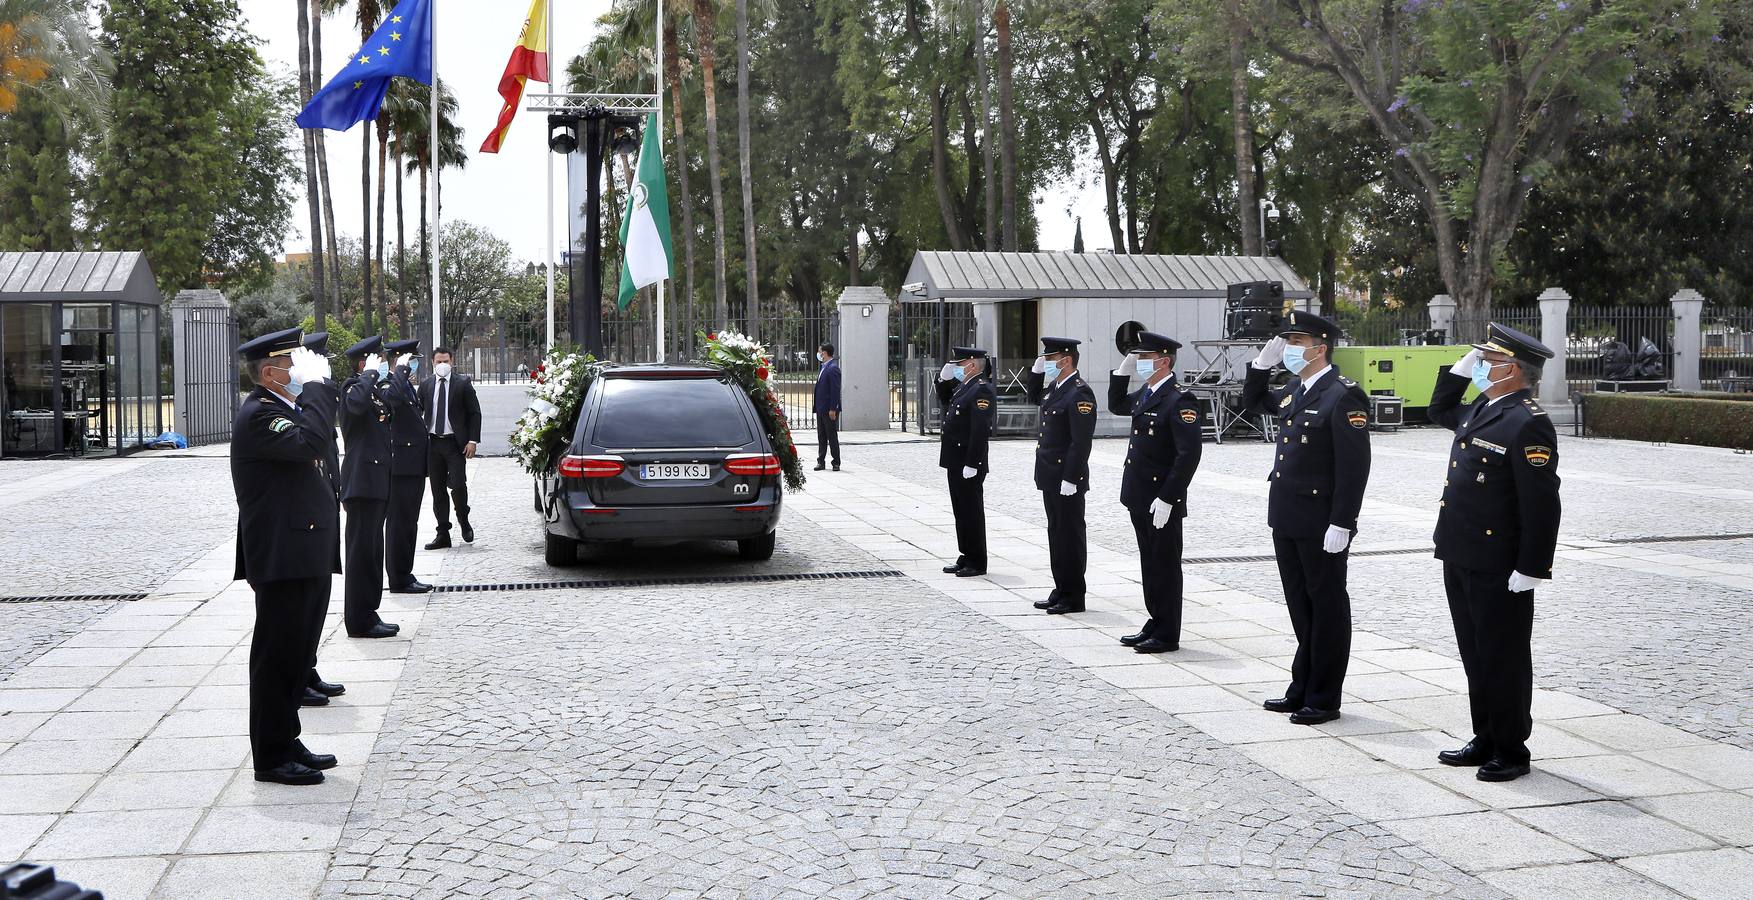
[1239, 365, 1372, 539]
[1428, 372, 1561, 578]
[338, 371, 393, 501]
[385, 367, 429, 477]
[1108, 374, 1203, 515]
[936, 375, 996, 471]
[231, 383, 343, 584]
[1025, 371, 1097, 493]
[419, 373, 483, 444]
[812, 359, 842, 414]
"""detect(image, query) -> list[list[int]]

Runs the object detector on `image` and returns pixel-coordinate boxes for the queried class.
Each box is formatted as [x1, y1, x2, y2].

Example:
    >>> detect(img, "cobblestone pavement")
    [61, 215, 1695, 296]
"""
[0, 601, 118, 681]
[321, 460, 1485, 898]
[853, 429, 1753, 748]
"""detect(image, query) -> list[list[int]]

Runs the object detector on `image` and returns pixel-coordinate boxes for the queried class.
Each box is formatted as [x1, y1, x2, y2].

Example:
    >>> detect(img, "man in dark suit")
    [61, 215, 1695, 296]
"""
[338, 336, 399, 640]
[419, 346, 482, 548]
[230, 327, 343, 785]
[1025, 337, 1097, 615]
[1239, 310, 1372, 726]
[936, 347, 996, 577]
[298, 332, 346, 707]
[1428, 323, 1561, 783]
[1107, 331, 1203, 653]
[382, 338, 432, 594]
[813, 342, 842, 472]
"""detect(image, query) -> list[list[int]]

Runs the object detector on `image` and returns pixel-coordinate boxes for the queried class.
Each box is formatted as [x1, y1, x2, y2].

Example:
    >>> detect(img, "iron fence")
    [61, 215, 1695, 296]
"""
[893, 301, 976, 432]
[1701, 305, 1753, 391]
[177, 304, 238, 446]
[1564, 304, 1675, 395]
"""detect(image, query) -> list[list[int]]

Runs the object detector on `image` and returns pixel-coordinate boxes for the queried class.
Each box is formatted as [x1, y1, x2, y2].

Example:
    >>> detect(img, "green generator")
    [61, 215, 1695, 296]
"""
[1331, 345, 1479, 423]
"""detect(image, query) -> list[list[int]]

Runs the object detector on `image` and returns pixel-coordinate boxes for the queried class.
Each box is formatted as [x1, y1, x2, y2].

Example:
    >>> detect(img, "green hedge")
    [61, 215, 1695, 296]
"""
[1584, 392, 1753, 449]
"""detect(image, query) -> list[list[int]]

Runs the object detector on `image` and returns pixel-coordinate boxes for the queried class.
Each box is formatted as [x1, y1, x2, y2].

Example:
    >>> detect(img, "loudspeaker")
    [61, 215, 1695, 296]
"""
[1225, 281, 1286, 340]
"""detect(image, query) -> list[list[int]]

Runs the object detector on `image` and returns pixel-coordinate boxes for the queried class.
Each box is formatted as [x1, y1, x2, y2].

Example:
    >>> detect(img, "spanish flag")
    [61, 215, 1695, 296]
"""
[480, 0, 549, 154]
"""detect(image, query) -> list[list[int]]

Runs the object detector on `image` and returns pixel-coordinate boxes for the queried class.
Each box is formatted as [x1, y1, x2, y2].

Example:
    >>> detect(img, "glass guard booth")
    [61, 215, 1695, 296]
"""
[0, 252, 164, 458]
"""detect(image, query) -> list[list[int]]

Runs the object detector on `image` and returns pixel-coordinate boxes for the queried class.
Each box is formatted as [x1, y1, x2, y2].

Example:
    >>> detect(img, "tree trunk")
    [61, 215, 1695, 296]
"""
[929, 86, 967, 251]
[376, 114, 389, 337]
[973, 0, 996, 249]
[312, 0, 341, 313]
[735, 0, 758, 335]
[663, 13, 698, 351]
[995, 0, 1016, 251]
[1320, 242, 1337, 318]
[1087, 104, 1123, 251]
[1226, 0, 1261, 256]
[693, 0, 730, 331]
[295, 0, 327, 328]
[395, 147, 408, 333]
[361, 124, 374, 332]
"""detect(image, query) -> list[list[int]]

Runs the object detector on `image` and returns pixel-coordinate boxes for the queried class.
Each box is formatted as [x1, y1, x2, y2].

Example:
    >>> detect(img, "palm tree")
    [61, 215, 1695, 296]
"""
[314, 0, 344, 311]
[386, 79, 425, 333]
[294, 0, 328, 327]
[662, 8, 699, 354]
[734, 0, 757, 333]
[692, 0, 728, 330]
[0, 0, 109, 120]
[356, 0, 383, 334]
[397, 80, 465, 322]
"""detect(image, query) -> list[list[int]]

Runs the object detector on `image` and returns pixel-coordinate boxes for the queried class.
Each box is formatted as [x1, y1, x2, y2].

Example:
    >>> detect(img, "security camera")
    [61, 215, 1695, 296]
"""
[902, 281, 925, 294]
[1267, 206, 1282, 221]
[548, 115, 580, 155]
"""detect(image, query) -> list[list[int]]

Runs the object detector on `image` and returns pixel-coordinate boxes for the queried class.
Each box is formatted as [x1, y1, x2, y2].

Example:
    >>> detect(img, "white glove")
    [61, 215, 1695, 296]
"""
[939, 362, 958, 382]
[290, 347, 328, 384]
[1322, 525, 1352, 554]
[961, 466, 978, 480]
[1508, 571, 1545, 593]
[1450, 347, 1484, 377]
[1059, 480, 1077, 496]
[395, 353, 412, 369]
[1252, 336, 1287, 370]
[1031, 355, 1047, 375]
[1114, 352, 1138, 377]
[362, 353, 384, 379]
[1149, 497, 1172, 529]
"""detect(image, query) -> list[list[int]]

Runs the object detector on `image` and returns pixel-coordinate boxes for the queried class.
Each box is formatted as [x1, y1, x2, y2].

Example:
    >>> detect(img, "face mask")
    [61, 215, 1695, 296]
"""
[1472, 359, 1513, 393]
[1282, 344, 1311, 376]
[952, 363, 969, 382]
[281, 367, 304, 398]
[1043, 361, 1061, 382]
[376, 361, 391, 379]
[818, 353, 827, 363]
[1135, 358, 1155, 379]
[409, 358, 420, 374]
[434, 362, 453, 378]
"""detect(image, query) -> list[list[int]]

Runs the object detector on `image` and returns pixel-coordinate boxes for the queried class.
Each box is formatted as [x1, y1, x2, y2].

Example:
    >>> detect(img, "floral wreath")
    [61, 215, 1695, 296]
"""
[699, 330, 806, 491]
[509, 345, 602, 476]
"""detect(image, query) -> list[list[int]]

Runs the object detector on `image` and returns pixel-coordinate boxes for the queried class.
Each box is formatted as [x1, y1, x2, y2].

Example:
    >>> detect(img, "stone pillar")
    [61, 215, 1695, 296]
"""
[170, 289, 230, 440]
[1428, 294, 1456, 340]
[837, 286, 892, 430]
[1537, 287, 1571, 402]
[1670, 288, 1705, 391]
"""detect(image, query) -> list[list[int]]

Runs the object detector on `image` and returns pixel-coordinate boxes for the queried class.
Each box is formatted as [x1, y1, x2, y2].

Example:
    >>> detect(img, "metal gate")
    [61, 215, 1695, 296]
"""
[893, 301, 976, 432]
[171, 295, 238, 446]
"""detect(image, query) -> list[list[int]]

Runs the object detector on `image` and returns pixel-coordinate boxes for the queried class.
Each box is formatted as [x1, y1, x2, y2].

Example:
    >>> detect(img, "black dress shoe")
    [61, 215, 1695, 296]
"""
[1119, 632, 1149, 647]
[1289, 707, 1341, 725]
[942, 564, 963, 574]
[348, 623, 398, 639]
[954, 566, 986, 577]
[461, 522, 474, 543]
[1438, 740, 1495, 767]
[1477, 759, 1531, 782]
[1044, 601, 1085, 615]
[377, 620, 400, 634]
[389, 581, 432, 594]
[424, 534, 452, 550]
[1133, 637, 1178, 653]
[296, 747, 338, 771]
[832, 465, 841, 471]
[814, 463, 826, 471]
[1032, 598, 1054, 610]
[307, 676, 346, 697]
[254, 761, 324, 785]
[1262, 697, 1300, 714]
[299, 687, 329, 707]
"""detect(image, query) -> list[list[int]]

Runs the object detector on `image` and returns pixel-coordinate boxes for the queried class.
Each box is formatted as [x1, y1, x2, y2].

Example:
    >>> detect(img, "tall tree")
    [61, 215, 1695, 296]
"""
[313, 0, 342, 311]
[0, 0, 110, 120]
[397, 79, 465, 323]
[735, 0, 758, 330]
[0, 87, 77, 250]
[294, 0, 328, 327]
[693, 0, 730, 328]
[973, 0, 996, 248]
[995, 0, 1016, 250]
[356, 0, 383, 333]
[205, 73, 301, 294]
[1225, 0, 1260, 255]
[662, 8, 699, 348]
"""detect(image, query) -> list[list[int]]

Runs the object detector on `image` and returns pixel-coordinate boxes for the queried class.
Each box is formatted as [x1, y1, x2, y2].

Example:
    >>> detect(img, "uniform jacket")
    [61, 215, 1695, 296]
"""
[339, 371, 393, 501]
[419, 373, 483, 444]
[1428, 372, 1561, 578]
[813, 359, 842, 414]
[1108, 374, 1203, 515]
[1026, 371, 1097, 493]
[936, 375, 996, 471]
[385, 367, 430, 478]
[231, 383, 343, 583]
[1240, 364, 1372, 539]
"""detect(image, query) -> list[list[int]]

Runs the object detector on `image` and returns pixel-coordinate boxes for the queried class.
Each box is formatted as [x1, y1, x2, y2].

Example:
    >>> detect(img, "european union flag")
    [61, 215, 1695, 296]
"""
[296, 0, 433, 131]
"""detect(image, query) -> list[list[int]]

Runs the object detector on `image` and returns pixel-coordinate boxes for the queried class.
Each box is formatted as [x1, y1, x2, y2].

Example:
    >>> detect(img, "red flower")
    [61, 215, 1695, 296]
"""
[755, 367, 769, 381]
[708, 331, 718, 341]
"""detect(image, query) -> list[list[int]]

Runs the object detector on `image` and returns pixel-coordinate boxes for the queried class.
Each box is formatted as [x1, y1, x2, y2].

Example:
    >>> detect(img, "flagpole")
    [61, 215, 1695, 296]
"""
[544, 1, 556, 353]
[430, 2, 443, 357]
[654, 0, 667, 362]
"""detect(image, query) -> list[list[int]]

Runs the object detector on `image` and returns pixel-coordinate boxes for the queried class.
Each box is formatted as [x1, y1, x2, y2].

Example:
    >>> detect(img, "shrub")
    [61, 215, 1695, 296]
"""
[299, 316, 363, 383]
[1584, 392, 1753, 450]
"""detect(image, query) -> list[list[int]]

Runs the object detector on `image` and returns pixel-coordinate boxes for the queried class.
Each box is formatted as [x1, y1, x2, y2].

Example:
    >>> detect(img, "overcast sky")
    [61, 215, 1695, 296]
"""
[235, 0, 1109, 269]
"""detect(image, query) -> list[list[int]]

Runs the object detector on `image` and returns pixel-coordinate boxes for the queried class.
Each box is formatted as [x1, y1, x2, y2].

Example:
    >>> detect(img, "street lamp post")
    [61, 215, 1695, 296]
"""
[1258, 199, 1280, 255]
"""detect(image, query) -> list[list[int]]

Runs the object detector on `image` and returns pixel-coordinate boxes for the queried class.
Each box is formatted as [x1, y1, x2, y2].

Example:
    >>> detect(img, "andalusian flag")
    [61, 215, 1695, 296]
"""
[480, 0, 549, 153]
[617, 113, 673, 309]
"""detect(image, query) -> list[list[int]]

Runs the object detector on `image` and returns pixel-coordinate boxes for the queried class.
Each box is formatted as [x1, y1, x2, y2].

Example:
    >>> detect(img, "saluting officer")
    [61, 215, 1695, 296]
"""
[339, 336, 400, 640]
[937, 346, 997, 578]
[382, 338, 432, 595]
[1108, 331, 1202, 652]
[231, 327, 342, 785]
[298, 332, 346, 708]
[1240, 311, 1371, 725]
[1429, 323, 1560, 783]
[1026, 337, 1097, 614]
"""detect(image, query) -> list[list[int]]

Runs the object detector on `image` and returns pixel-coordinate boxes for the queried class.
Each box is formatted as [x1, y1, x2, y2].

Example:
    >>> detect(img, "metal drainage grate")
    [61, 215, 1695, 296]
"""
[435, 569, 906, 594]
[1600, 532, 1753, 545]
[1186, 547, 1434, 565]
[0, 592, 146, 604]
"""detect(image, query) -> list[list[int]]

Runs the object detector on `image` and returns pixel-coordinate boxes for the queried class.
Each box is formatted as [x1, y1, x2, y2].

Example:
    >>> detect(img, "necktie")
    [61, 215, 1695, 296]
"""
[435, 377, 449, 436]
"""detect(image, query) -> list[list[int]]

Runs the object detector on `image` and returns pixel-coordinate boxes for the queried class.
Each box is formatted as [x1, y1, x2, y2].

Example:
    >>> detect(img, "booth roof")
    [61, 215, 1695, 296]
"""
[902, 251, 1312, 302]
[0, 252, 161, 305]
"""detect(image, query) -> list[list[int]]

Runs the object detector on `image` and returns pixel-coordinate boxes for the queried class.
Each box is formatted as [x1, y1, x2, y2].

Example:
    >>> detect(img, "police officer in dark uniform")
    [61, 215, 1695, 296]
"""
[1025, 337, 1097, 614]
[1240, 311, 1371, 725]
[299, 332, 346, 708]
[231, 327, 342, 785]
[1108, 331, 1203, 652]
[339, 336, 399, 639]
[382, 338, 432, 595]
[1429, 323, 1561, 783]
[937, 347, 996, 577]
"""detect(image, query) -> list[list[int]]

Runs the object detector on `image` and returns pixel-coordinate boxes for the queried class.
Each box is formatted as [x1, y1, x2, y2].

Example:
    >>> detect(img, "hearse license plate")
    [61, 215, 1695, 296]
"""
[641, 463, 710, 480]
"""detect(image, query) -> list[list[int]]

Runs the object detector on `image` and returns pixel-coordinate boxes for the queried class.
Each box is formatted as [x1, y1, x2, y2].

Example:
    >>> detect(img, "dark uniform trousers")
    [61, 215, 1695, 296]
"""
[817, 417, 840, 467]
[428, 435, 471, 533]
[385, 476, 423, 587]
[947, 469, 987, 571]
[1130, 508, 1185, 643]
[1274, 533, 1353, 712]
[1043, 491, 1086, 603]
[1445, 563, 1534, 764]
[249, 577, 329, 768]
[342, 498, 387, 633]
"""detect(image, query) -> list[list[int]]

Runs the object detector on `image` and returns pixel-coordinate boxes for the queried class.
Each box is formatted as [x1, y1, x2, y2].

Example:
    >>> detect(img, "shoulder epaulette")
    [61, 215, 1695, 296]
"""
[1523, 398, 1547, 416]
